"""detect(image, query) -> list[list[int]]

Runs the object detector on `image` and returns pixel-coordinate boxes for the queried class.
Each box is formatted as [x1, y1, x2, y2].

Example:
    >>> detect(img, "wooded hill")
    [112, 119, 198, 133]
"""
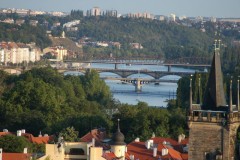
[68, 17, 214, 60]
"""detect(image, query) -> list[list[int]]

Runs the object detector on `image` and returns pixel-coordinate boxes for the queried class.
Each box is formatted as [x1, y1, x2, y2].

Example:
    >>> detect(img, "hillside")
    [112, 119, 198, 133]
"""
[49, 36, 83, 57]
[67, 17, 214, 60]
[0, 23, 51, 49]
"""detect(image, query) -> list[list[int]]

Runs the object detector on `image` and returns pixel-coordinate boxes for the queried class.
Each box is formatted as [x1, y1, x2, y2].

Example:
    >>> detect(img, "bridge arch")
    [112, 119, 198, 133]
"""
[98, 72, 122, 78]
[159, 75, 182, 80]
[63, 71, 85, 76]
[127, 73, 155, 79]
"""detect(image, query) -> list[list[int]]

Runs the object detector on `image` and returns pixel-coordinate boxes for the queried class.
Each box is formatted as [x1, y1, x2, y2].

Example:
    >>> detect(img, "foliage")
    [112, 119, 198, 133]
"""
[0, 68, 113, 136]
[0, 135, 32, 153]
[112, 102, 186, 142]
[0, 23, 51, 49]
[71, 17, 213, 60]
[70, 10, 84, 19]
[59, 126, 79, 142]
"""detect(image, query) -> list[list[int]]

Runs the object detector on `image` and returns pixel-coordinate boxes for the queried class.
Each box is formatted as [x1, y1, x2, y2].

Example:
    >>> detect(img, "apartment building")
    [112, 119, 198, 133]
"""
[0, 42, 41, 64]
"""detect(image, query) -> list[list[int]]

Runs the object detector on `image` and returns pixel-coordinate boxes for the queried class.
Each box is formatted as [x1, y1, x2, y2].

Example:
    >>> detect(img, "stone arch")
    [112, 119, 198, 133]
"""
[98, 72, 122, 78]
[63, 71, 85, 76]
[126, 73, 155, 79]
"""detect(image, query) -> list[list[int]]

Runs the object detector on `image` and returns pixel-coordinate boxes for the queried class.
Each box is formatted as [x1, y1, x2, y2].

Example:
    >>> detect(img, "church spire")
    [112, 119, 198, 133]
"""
[202, 39, 227, 110]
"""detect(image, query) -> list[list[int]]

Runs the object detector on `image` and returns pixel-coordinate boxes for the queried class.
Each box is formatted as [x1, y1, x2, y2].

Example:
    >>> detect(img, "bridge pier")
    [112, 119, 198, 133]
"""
[115, 63, 119, 70]
[168, 65, 172, 72]
[135, 78, 142, 92]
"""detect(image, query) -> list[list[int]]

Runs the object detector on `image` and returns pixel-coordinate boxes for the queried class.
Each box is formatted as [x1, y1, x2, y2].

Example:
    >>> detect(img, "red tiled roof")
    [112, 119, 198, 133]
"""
[102, 152, 130, 160]
[181, 153, 188, 160]
[102, 152, 117, 160]
[167, 145, 183, 159]
[127, 141, 161, 160]
[150, 137, 178, 146]
[81, 129, 108, 148]
[22, 133, 53, 144]
[2, 153, 31, 160]
[127, 140, 184, 160]
[0, 132, 53, 144]
[0, 132, 12, 136]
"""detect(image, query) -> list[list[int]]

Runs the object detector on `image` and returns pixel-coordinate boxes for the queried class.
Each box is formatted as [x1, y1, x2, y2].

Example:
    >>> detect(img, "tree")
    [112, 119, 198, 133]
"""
[0, 135, 32, 153]
[59, 126, 79, 142]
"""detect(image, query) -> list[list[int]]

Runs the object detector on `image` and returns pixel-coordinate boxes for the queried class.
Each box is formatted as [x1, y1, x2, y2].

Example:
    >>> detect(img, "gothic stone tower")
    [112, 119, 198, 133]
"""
[188, 45, 240, 160]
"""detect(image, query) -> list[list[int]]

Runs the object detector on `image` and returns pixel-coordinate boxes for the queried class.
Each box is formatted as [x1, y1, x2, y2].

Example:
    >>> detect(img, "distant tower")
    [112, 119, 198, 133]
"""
[110, 119, 126, 160]
[188, 39, 240, 160]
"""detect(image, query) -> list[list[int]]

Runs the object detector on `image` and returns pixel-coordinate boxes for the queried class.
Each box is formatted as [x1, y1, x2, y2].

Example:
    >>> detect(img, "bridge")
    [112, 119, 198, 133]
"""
[64, 59, 211, 72]
[60, 68, 197, 79]
[102, 77, 178, 92]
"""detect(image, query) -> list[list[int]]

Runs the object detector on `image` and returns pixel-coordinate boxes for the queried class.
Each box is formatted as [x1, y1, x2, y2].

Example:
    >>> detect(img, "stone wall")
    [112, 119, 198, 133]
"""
[188, 121, 240, 160]
[189, 122, 223, 160]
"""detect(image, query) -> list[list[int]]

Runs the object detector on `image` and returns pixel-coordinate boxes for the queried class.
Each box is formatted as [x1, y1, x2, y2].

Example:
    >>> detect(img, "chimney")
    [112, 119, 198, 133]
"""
[92, 138, 95, 147]
[130, 155, 134, 160]
[23, 148, 27, 154]
[178, 134, 182, 143]
[135, 137, 140, 142]
[153, 147, 157, 157]
[152, 132, 155, 138]
[38, 131, 42, 137]
[21, 129, 25, 134]
[162, 148, 168, 156]
[17, 130, 22, 136]
[178, 134, 186, 143]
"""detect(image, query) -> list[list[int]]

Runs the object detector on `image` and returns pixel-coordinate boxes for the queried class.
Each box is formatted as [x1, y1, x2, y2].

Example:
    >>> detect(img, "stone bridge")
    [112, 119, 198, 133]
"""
[59, 68, 197, 79]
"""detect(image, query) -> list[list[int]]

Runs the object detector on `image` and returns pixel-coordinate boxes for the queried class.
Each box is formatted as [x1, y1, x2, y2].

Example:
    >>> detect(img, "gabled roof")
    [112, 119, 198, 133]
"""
[2, 153, 31, 160]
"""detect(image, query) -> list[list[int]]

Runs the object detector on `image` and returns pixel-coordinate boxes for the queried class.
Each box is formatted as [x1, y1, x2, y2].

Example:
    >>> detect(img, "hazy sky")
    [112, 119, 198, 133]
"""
[0, 0, 240, 18]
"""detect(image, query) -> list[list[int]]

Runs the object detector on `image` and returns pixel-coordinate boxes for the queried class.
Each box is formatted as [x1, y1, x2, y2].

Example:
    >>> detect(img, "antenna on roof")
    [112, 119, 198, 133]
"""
[117, 119, 120, 132]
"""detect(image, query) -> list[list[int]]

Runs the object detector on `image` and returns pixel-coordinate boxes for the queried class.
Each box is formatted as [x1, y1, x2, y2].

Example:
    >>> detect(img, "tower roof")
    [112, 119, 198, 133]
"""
[111, 119, 125, 145]
[202, 49, 227, 110]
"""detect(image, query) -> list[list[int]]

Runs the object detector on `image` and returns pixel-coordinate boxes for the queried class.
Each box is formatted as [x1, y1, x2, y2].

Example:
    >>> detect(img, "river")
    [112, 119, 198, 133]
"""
[65, 63, 196, 107]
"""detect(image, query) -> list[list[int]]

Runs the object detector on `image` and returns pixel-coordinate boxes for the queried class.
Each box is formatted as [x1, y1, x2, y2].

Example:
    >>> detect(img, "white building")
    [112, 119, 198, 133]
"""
[91, 7, 101, 16]
[63, 20, 80, 28]
[0, 42, 41, 64]
[0, 48, 4, 63]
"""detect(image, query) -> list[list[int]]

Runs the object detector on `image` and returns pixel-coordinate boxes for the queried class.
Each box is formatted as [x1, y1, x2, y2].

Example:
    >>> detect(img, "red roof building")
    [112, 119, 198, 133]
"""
[81, 128, 110, 149]
[0, 130, 53, 144]
[127, 137, 188, 160]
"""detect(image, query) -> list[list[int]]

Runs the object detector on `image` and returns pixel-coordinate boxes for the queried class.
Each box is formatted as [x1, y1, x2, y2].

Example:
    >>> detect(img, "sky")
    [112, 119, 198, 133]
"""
[0, 0, 240, 18]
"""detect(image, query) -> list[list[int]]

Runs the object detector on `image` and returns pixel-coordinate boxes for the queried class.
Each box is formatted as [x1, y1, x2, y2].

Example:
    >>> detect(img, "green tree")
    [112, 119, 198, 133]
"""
[59, 126, 79, 142]
[0, 135, 32, 153]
